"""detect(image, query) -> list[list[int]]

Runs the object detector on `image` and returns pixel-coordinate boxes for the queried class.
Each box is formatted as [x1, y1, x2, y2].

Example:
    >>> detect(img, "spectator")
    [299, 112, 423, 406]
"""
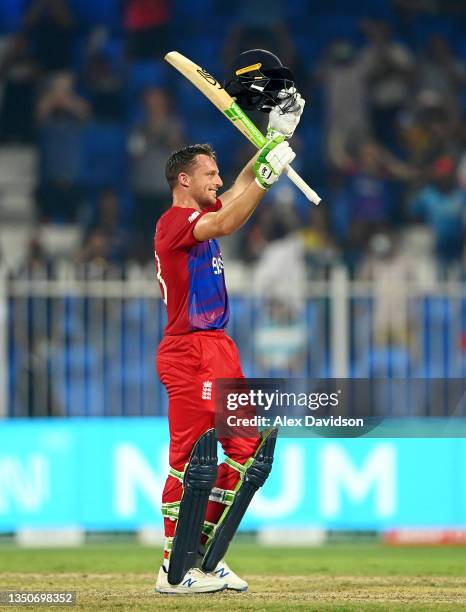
[253, 222, 307, 311]
[16, 237, 52, 277]
[78, 229, 111, 267]
[254, 298, 308, 376]
[316, 40, 372, 166]
[24, 0, 77, 73]
[77, 225, 128, 278]
[36, 71, 90, 123]
[124, 0, 171, 60]
[239, 197, 298, 264]
[85, 189, 129, 263]
[128, 86, 185, 247]
[0, 34, 39, 143]
[300, 206, 339, 275]
[410, 155, 466, 264]
[239, 209, 271, 264]
[397, 90, 460, 171]
[416, 34, 466, 115]
[36, 72, 91, 222]
[332, 136, 416, 265]
[358, 232, 416, 347]
[359, 19, 415, 149]
[14, 240, 60, 417]
[82, 51, 126, 122]
[16, 333, 63, 417]
[252, 216, 308, 375]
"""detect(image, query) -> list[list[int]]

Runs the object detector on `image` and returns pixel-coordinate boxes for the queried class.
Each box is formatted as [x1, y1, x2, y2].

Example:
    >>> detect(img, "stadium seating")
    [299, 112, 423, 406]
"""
[0, 0, 26, 33]
[68, 0, 121, 29]
[80, 123, 128, 189]
[127, 60, 167, 97]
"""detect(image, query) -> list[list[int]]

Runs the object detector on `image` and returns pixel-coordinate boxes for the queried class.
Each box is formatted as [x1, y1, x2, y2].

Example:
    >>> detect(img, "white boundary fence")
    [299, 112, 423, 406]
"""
[0, 264, 465, 418]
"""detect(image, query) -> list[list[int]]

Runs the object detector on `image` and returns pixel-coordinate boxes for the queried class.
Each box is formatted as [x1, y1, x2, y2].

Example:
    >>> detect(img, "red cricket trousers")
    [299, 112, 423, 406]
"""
[157, 330, 260, 543]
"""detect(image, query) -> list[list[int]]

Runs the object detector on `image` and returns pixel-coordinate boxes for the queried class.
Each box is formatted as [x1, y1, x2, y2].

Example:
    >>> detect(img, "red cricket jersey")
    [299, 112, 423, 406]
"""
[154, 199, 230, 335]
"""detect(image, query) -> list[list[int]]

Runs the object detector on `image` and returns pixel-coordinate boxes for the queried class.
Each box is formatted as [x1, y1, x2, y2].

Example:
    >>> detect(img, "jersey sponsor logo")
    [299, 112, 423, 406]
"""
[212, 255, 224, 275]
[202, 380, 213, 400]
[188, 211, 200, 224]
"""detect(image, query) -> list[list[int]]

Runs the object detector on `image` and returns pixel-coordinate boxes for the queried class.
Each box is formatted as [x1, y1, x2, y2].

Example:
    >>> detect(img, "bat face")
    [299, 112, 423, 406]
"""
[165, 51, 231, 106]
[165, 51, 265, 148]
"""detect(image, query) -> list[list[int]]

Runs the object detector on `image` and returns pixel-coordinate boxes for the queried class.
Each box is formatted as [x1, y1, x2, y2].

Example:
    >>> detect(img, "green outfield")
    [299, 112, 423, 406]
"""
[0, 542, 465, 610]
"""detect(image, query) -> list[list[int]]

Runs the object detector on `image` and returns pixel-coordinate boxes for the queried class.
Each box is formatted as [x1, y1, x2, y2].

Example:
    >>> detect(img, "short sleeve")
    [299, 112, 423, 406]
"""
[156, 199, 222, 251]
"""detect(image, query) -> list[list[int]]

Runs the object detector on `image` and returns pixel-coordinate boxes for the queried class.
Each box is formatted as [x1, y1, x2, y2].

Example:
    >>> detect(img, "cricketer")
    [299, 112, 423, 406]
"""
[154, 50, 305, 594]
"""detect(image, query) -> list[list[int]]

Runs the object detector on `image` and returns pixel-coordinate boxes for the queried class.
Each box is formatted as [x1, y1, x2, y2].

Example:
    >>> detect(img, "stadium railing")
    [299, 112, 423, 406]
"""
[0, 263, 465, 418]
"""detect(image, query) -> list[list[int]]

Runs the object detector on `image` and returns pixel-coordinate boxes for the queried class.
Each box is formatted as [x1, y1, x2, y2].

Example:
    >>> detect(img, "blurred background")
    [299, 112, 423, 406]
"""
[0, 0, 465, 546]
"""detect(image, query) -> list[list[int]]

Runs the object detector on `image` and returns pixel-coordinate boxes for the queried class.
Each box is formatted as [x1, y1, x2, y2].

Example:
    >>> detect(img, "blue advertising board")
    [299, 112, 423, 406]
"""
[0, 418, 465, 531]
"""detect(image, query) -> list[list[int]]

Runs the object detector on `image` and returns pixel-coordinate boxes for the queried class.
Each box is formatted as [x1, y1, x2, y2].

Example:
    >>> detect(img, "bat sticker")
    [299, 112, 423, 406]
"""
[197, 68, 223, 89]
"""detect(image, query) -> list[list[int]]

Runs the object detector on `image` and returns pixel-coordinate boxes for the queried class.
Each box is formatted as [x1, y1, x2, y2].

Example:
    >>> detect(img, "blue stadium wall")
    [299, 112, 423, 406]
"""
[0, 418, 465, 532]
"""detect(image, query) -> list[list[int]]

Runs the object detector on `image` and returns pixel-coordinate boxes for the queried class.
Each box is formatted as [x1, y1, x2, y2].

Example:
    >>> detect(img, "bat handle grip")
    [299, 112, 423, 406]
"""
[284, 165, 321, 205]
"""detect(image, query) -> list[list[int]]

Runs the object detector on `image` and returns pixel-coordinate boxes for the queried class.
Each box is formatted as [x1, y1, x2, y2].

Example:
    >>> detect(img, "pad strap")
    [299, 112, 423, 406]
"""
[202, 520, 216, 538]
[164, 537, 173, 555]
[224, 456, 250, 476]
[161, 501, 180, 521]
[169, 466, 185, 482]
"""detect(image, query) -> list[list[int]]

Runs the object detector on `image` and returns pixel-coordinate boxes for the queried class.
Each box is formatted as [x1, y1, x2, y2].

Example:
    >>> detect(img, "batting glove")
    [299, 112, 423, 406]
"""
[267, 87, 305, 140]
[253, 135, 296, 190]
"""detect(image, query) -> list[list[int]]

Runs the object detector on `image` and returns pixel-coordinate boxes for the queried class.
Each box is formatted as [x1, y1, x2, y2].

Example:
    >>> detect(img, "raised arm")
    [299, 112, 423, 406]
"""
[218, 87, 304, 207]
[194, 137, 295, 241]
[218, 153, 258, 207]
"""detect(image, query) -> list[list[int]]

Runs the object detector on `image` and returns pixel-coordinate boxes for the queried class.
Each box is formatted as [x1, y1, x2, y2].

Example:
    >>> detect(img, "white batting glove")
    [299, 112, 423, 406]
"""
[267, 87, 305, 140]
[253, 135, 296, 190]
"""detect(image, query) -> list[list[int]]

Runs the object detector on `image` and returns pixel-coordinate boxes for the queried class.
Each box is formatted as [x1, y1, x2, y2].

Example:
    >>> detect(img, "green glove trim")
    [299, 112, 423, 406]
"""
[253, 135, 285, 189]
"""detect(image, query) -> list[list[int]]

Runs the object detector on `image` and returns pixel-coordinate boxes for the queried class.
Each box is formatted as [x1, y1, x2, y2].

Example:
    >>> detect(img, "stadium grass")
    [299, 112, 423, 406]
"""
[0, 543, 465, 610]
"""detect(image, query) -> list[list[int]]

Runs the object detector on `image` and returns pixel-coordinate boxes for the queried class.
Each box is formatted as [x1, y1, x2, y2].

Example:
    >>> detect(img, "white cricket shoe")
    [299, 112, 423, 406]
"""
[211, 559, 248, 592]
[156, 566, 227, 594]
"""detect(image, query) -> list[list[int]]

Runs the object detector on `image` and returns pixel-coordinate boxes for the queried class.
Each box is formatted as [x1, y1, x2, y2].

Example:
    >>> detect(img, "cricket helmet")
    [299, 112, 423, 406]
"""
[224, 49, 296, 113]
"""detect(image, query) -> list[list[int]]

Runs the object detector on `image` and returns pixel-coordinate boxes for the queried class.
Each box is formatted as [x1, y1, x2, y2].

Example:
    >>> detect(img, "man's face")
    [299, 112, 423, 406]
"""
[183, 154, 223, 208]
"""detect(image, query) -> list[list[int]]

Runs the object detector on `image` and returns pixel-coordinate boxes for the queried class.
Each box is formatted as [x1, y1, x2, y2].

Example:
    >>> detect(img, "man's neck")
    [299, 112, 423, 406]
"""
[171, 188, 201, 210]
[172, 190, 210, 211]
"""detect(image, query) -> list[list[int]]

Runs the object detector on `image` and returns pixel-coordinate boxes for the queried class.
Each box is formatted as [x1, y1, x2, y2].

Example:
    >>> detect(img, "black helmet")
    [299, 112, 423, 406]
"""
[224, 49, 296, 113]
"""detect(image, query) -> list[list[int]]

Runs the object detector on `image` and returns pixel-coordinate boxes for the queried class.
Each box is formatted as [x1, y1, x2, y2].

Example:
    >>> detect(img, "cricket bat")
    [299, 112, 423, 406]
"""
[164, 51, 321, 205]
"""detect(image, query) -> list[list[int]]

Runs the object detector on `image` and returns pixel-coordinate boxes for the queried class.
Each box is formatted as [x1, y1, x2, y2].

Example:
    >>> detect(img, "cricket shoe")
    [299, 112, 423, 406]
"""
[156, 566, 227, 594]
[211, 559, 248, 592]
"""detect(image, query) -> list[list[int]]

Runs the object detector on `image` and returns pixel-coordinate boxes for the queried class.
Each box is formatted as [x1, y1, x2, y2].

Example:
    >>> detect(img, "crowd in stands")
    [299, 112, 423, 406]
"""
[0, 0, 466, 278]
[3, 1, 466, 416]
